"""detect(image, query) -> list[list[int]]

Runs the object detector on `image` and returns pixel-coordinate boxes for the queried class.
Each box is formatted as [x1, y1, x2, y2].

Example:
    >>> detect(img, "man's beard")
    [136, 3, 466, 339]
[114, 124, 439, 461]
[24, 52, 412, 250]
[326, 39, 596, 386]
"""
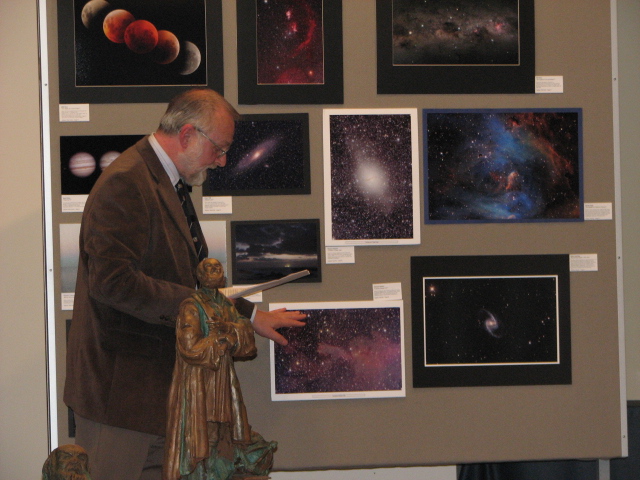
[182, 142, 216, 187]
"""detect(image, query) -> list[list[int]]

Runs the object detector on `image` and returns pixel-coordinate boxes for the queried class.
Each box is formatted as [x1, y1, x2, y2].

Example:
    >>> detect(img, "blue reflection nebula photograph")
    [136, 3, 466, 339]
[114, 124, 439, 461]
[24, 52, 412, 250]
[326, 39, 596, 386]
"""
[424, 109, 583, 223]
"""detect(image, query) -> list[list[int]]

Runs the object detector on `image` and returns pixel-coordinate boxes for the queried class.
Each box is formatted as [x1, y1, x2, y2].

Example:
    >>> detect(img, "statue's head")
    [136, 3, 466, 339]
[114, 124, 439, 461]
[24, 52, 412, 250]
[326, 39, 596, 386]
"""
[42, 444, 91, 480]
[196, 258, 226, 289]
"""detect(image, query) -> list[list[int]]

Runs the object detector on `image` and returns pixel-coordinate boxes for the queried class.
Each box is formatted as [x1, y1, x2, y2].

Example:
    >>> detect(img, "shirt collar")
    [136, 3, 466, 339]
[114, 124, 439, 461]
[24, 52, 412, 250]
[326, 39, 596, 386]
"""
[149, 132, 180, 188]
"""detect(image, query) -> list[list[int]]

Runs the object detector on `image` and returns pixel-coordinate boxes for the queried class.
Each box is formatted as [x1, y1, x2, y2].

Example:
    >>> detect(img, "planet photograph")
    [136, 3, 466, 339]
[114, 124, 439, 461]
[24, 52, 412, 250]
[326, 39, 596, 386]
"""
[73, 0, 208, 86]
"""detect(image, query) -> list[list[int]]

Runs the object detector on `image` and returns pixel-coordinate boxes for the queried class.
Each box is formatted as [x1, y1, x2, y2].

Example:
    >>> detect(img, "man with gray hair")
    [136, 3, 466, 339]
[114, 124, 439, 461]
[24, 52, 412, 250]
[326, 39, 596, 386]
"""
[64, 88, 305, 480]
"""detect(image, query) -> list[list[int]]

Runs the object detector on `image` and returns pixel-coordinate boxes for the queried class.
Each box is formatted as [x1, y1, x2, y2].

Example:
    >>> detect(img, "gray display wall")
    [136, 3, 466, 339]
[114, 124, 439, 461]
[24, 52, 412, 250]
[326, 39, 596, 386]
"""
[45, 0, 625, 470]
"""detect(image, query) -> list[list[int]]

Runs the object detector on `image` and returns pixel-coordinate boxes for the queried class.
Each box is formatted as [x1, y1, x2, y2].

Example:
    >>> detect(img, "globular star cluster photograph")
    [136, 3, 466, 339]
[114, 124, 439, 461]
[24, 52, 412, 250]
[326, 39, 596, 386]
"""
[203, 115, 309, 196]
[272, 305, 404, 398]
[74, 0, 208, 86]
[327, 112, 418, 243]
[423, 276, 559, 366]
[231, 220, 320, 285]
[256, 0, 324, 84]
[392, 0, 520, 65]
[425, 109, 582, 222]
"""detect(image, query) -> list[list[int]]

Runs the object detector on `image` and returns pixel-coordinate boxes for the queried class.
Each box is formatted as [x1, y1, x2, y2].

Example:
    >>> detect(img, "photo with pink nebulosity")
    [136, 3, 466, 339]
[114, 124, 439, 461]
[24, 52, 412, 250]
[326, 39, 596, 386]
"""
[272, 303, 405, 399]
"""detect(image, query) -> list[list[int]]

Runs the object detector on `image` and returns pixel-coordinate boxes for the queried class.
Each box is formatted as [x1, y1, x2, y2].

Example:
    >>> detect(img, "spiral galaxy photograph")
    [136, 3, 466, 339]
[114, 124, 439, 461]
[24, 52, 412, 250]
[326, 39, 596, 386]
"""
[203, 114, 310, 196]
[270, 301, 405, 401]
[424, 109, 583, 223]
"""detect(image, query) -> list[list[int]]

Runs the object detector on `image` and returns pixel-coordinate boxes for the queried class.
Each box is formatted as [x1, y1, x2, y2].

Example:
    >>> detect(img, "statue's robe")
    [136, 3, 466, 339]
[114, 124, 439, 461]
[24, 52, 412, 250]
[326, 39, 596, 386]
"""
[163, 288, 274, 480]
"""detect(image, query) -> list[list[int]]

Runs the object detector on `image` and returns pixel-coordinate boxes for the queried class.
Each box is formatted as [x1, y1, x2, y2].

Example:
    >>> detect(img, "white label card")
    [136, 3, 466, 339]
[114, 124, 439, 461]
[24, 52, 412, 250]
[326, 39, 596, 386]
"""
[535, 76, 564, 93]
[373, 283, 402, 301]
[203, 196, 232, 214]
[59, 104, 90, 122]
[325, 246, 355, 264]
[570, 254, 598, 272]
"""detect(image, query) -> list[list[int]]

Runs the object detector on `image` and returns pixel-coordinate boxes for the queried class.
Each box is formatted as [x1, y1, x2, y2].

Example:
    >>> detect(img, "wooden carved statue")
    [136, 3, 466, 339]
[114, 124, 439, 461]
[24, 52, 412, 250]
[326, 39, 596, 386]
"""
[42, 444, 91, 480]
[163, 258, 276, 480]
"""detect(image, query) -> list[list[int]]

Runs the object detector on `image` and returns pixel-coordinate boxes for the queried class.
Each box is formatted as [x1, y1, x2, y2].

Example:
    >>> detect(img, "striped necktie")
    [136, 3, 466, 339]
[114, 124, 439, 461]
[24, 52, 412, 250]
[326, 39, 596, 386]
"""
[175, 179, 208, 262]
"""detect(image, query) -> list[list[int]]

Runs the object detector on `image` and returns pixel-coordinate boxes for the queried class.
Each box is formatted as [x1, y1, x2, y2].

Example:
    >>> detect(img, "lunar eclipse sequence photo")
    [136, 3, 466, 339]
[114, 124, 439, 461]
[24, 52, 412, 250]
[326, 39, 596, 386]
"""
[74, 0, 208, 86]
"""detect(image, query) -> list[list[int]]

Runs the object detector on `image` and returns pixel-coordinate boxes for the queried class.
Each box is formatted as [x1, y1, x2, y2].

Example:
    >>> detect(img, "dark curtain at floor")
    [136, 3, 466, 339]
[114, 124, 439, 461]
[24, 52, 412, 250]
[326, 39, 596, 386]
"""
[458, 459, 597, 480]
[610, 402, 640, 479]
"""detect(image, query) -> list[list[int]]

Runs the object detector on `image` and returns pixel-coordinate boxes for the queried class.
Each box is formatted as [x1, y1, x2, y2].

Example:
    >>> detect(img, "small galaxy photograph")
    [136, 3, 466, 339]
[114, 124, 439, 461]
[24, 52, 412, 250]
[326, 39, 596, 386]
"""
[203, 114, 310, 196]
[230, 219, 321, 285]
[256, 0, 324, 85]
[392, 0, 520, 66]
[423, 275, 559, 366]
[269, 301, 405, 400]
[424, 109, 583, 223]
[324, 109, 420, 245]
[60, 134, 143, 195]
[411, 255, 572, 388]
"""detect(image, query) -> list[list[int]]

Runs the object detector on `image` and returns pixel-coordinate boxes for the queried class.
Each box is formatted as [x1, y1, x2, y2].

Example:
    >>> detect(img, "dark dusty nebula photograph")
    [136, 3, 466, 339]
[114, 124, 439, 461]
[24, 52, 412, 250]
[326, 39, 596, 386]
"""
[203, 114, 309, 196]
[423, 275, 559, 366]
[392, 0, 520, 65]
[231, 220, 320, 285]
[256, 0, 324, 84]
[73, 0, 208, 86]
[271, 303, 405, 399]
[425, 109, 583, 222]
[326, 110, 419, 244]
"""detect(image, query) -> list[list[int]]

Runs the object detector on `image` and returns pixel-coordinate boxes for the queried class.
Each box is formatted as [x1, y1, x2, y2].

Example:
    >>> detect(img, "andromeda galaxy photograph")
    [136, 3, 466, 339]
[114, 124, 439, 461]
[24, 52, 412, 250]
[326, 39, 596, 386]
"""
[73, 0, 208, 86]
[256, 0, 324, 84]
[324, 109, 420, 245]
[424, 109, 583, 223]
[392, 0, 520, 65]
[203, 114, 309, 196]
[270, 301, 405, 400]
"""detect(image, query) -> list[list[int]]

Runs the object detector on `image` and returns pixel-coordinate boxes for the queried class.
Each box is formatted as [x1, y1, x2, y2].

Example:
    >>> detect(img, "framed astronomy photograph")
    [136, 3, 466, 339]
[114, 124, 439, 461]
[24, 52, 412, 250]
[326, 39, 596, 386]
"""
[424, 109, 583, 223]
[376, 0, 535, 94]
[230, 219, 321, 285]
[203, 113, 310, 196]
[58, 0, 223, 103]
[411, 255, 571, 388]
[60, 134, 143, 212]
[323, 108, 420, 246]
[269, 300, 406, 401]
[236, 0, 344, 104]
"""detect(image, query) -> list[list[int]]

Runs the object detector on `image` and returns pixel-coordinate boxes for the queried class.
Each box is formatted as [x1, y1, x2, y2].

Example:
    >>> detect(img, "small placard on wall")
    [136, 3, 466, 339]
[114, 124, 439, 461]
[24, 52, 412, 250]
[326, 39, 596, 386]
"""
[59, 104, 90, 122]
[584, 202, 613, 220]
[570, 254, 598, 272]
[373, 283, 402, 301]
[326, 246, 355, 264]
[203, 196, 232, 214]
[535, 76, 564, 93]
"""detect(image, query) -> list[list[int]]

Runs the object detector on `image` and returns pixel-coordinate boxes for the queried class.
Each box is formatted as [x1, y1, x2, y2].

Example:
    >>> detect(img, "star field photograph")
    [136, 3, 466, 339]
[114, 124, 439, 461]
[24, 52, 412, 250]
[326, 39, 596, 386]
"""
[202, 114, 310, 196]
[424, 109, 583, 223]
[230, 219, 321, 285]
[237, 0, 343, 104]
[392, 0, 520, 66]
[411, 255, 572, 388]
[376, 0, 534, 94]
[269, 301, 405, 401]
[256, 0, 324, 85]
[59, 0, 223, 102]
[323, 109, 420, 246]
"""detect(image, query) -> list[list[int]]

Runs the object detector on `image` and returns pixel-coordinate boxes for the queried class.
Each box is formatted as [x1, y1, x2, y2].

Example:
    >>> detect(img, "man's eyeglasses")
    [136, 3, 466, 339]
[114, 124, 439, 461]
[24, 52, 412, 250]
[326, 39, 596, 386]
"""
[194, 127, 231, 158]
